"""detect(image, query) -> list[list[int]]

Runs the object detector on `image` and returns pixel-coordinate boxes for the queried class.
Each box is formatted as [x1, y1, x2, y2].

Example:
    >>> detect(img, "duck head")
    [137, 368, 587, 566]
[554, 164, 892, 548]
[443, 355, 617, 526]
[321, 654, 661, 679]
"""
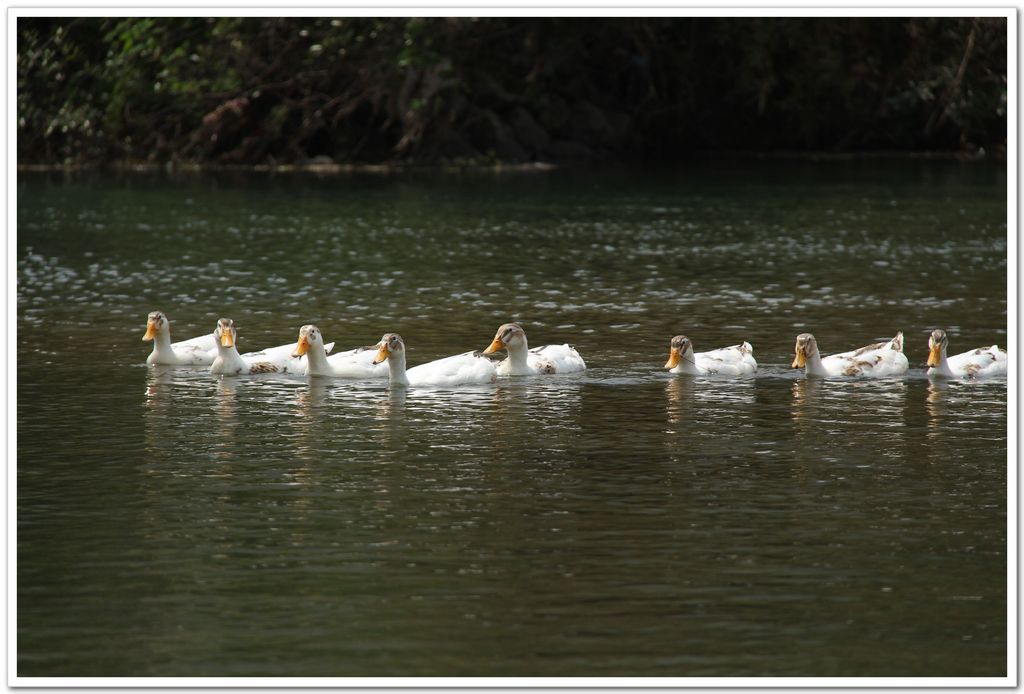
[142, 311, 168, 341]
[927, 329, 948, 367]
[372, 333, 406, 364]
[792, 333, 818, 368]
[292, 324, 325, 357]
[214, 318, 237, 348]
[483, 323, 527, 355]
[664, 335, 694, 369]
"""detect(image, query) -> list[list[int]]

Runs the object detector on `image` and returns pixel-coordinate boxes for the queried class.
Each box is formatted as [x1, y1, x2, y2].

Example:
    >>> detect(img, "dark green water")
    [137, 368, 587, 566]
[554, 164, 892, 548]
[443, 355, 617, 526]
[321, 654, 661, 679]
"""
[17, 161, 1008, 677]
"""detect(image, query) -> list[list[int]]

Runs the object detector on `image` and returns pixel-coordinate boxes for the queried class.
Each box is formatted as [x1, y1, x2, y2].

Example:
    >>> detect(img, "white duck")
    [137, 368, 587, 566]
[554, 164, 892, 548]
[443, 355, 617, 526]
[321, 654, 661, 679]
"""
[210, 318, 320, 375]
[926, 329, 1007, 379]
[142, 311, 217, 365]
[792, 332, 908, 378]
[372, 333, 497, 386]
[664, 335, 757, 376]
[482, 323, 586, 375]
[291, 324, 388, 378]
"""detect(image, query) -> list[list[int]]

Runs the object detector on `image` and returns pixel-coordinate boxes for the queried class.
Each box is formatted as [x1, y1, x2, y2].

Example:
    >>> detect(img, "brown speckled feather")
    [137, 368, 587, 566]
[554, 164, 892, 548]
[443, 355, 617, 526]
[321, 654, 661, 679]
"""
[851, 342, 888, 357]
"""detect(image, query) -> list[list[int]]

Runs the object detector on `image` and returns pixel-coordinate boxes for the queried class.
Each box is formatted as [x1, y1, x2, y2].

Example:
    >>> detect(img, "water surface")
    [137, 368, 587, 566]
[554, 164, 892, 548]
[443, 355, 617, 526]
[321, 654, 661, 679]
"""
[17, 161, 1007, 677]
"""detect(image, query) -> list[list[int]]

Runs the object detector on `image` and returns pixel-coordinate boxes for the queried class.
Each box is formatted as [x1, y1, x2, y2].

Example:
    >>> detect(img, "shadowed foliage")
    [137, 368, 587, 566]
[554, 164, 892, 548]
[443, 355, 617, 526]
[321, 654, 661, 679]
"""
[17, 17, 1007, 166]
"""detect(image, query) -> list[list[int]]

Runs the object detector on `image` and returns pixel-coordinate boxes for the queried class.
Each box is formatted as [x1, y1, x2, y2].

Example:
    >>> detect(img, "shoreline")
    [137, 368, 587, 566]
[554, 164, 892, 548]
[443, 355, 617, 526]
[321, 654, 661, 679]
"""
[16, 161, 562, 175]
[15, 149, 1003, 175]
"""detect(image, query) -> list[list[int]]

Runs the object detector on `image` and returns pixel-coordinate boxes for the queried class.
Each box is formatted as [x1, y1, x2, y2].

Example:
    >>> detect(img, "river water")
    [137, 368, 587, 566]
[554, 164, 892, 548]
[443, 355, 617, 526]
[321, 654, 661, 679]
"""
[16, 161, 1008, 677]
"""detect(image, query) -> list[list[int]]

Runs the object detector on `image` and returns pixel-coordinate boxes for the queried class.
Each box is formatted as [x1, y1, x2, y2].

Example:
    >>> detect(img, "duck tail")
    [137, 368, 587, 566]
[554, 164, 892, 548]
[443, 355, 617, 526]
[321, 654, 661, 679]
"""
[891, 331, 904, 352]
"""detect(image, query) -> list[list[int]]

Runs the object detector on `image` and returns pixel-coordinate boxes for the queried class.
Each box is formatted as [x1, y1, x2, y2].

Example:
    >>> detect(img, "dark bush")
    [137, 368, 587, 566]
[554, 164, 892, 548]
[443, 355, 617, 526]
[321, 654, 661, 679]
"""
[17, 17, 1007, 166]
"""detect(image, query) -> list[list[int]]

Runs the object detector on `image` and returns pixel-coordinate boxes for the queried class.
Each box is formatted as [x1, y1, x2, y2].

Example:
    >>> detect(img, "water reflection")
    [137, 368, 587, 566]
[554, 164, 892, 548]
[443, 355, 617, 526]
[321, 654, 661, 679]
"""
[143, 364, 175, 402]
[489, 377, 586, 455]
[923, 378, 1007, 443]
[792, 378, 907, 419]
[790, 377, 824, 425]
[142, 366, 217, 457]
[665, 374, 758, 425]
[925, 380, 948, 439]
[290, 378, 329, 459]
[142, 366, 175, 459]
[664, 375, 691, 427]
[379, 385, 407, 420]
[214, 376, 238, 445]
[297, 377, 331, 411]
[790, 378, 910, 469]
[403, 385, 504, 455]
[492, 376, 585, 411]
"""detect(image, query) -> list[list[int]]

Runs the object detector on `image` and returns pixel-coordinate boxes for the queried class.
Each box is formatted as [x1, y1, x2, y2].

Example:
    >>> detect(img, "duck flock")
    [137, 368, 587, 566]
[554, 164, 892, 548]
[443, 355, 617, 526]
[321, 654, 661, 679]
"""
[142, 311, 1007, 385]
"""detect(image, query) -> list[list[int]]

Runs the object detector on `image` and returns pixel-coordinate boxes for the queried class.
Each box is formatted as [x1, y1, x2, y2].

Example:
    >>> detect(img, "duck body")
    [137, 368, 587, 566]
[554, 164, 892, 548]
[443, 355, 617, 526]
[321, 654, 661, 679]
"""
[793, 332, 908, 378]
[495, 344, 587, 376]
[292, 325, 387, 379]
[374, 333, 496, 387]
[324, 347, 389, 378]
[484, 323, 586, 375]
[927, 329, 1007, 379]
[407, 351, 497, 386]
[665, 336, 757, 376]
[209, 318, 322, 375]
[143, 311, 217, 365]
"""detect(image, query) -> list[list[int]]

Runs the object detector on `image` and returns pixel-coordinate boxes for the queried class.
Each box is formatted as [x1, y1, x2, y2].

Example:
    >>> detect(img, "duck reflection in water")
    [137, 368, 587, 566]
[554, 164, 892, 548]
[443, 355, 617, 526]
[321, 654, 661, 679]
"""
[792, 377, 907, 422]
[143, 365, 214, 454]
[664, 376, 694, 427]
[340, 381, 408, 422]
[409, 386, 495, 420]
[144, 364, 175, 403]
[483, 379, 583, 469]
[666, 374, 758, 426]
[143, 365, 176, 457]
[378, 385, 407, 420]
[297, 378, 331, 411]
[925, 380, 947, 444]
[212, 376, 238, 462]
[924, 378, 970, 443]
[793, 378, 910, 467]
[292, 379, 331, 459]
[790, 378, 824, 426]
[663, 374, 761, 419]
[491, 375, 581, 405]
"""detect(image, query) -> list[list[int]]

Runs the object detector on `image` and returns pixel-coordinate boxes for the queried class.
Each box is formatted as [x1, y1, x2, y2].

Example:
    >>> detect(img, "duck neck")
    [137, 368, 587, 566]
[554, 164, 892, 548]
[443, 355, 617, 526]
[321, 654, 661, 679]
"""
[674, 348, 703, 375]
[804, 350, 828, 377]
[930, 346, 954, 378]
[213, 344, 247, 374]
[305, 343, 331, 376]
[387, 352, 410, 386]
[151, 330, 176, 362]
[506, 340, 532, 375]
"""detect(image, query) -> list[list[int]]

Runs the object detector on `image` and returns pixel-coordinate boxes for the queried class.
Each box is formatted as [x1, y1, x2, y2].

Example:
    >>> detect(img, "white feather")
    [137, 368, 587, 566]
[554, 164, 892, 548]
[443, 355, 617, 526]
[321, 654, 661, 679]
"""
[407, 351, 497, 386]
[798, 332, 908, 378]
[669, 339, 757, 377]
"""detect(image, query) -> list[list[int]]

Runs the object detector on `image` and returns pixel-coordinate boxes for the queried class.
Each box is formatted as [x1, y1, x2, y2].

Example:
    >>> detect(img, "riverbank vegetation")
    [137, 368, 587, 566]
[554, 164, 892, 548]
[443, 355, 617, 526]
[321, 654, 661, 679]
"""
[17, 17, 1007, 167]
